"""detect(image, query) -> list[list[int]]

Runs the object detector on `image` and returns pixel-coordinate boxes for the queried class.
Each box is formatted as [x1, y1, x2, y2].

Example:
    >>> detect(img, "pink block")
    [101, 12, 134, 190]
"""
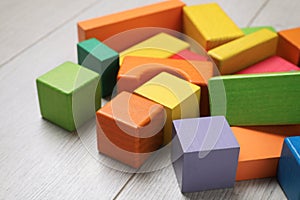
[236, 56, 299, 74]
[170, 49, 208, 61]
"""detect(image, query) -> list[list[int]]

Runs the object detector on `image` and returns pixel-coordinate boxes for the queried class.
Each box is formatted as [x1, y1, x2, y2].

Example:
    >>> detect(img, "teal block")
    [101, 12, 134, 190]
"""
[77, 38, 119, 97]
[241, 26, 276, 35]
[209, 71, 300, 125]
[36, 61, 101, 131]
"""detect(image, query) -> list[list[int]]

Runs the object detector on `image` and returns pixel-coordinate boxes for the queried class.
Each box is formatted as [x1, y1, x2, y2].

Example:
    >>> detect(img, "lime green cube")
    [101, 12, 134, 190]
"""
[36, 61, 101, 131]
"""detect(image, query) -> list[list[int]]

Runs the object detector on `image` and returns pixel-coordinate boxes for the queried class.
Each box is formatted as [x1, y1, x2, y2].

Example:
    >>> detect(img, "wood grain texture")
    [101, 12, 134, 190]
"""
[0, 0, 296, 199]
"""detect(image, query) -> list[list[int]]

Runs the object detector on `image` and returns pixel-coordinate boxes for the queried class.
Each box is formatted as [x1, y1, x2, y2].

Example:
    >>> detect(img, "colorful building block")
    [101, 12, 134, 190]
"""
[232, 126, 300, 181]
[208, 29, 278, 74]
[77, 1, 185, 52]
[236, 56, 299, 74]
[134, 72, 200, 144]
[96, 91, 165, 168]
[36, 61, 101, 131]
[118, 56, 213, 116]
[169, 49, 208, 61]
[277, 136, 300, 200]
[183, 3, 244, 50]
[77, 38, 119, 97]
[119, 33, 190, 64]
[277, 27, 300, 66]
[209, 71, 300, 125]
[172, 116, 240, 193]
[241, 26, 276, 35]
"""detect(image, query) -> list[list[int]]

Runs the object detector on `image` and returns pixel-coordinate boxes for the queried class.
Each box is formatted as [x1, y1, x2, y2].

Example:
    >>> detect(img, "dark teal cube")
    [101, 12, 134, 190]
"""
[77, 38, 119, 97]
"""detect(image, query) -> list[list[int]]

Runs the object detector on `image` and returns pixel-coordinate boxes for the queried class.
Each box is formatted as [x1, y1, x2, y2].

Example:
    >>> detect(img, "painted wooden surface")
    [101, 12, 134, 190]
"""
[241, 26, 276, 35]
[1, 0, 299, 199]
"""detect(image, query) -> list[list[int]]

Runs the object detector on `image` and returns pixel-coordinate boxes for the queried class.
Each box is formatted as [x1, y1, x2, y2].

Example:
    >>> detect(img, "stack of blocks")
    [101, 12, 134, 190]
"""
[35, 0, 300, 197]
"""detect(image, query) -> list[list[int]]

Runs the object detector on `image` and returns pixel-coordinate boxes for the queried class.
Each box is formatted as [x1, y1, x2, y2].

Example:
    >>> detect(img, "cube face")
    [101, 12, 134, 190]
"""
[208, 29, 278, 74]
[96, 91, 165, 168]
[277, 137, 300, 200]
[134, 72, 200, 144]
[36, 61, 101, 131]
[277, 27, 300, 66]
[172, 117, 240, 193]
[209, 71, 300, 125]
[77, 38, 119, 97]
[183, 3, 244, 50]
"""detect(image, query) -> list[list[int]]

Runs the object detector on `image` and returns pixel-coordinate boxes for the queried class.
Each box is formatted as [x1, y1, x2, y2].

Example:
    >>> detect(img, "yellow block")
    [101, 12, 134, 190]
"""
[208, 29, 278, 74]
[183, 3, 244, 50]
[119, 33, 190, 64]
[134, 72, 200, 145]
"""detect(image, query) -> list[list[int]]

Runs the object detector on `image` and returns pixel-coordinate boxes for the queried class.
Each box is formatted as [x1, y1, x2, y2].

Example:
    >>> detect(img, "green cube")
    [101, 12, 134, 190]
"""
[241, 26, 276, 35]
[77, 38, 119, 97]
[36, 61, 101, 131]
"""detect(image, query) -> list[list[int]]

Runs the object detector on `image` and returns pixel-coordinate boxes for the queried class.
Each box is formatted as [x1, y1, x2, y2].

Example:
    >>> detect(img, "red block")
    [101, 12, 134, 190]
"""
[236, 56, 299, 74]
[170, 49, 208, 61]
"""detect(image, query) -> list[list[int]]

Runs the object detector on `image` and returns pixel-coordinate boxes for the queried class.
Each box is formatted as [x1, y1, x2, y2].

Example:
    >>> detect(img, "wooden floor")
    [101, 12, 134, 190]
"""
[1, 0, 299, 199]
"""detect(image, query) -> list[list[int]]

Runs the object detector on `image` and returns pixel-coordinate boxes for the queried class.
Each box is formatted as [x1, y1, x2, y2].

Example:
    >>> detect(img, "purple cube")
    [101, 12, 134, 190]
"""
[172, 116, 240, 193]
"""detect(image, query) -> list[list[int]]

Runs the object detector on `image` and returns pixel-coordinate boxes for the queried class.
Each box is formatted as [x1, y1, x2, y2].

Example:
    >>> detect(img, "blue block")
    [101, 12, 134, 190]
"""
[172, 116, 240, 193]
[77, 38, 119, 97]
[277, 136, 300, 200]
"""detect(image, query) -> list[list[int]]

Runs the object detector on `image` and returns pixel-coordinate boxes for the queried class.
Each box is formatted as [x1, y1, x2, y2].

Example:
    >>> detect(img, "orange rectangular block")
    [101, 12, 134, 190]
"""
[96, 91, 165, 168]
[117, 56, 214, 116]
[232, 126, 300, 181]
[277, 27, 300, 65]
[77, 1, 185, 52]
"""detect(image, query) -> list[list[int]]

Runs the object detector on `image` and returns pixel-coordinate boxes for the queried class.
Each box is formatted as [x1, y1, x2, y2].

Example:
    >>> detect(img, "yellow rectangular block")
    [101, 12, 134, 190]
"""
[208, 29, 278, 74]
[134, 72, 200, 145]
[119, 33, 190, 64]
[183, 3, 244, 50]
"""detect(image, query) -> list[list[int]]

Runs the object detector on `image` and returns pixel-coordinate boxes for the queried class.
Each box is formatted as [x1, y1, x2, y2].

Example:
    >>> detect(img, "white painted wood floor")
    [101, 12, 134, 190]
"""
[1, 0, 299, 199]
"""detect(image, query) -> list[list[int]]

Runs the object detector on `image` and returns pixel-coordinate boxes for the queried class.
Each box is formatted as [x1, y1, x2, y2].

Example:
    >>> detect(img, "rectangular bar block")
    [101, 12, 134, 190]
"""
[77, 1, 185, 52]
[208, 29, 278, 74]
[183, 3, 244, 50]
[209, 71, 300, 125]
[134, 72, 200, 144]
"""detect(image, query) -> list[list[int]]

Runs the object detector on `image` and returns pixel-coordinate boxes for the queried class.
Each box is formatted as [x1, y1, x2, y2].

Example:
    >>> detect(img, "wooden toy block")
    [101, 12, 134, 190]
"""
[119, 33, 190, 64]
[277, 136, 300, 200]
[277, 27, 300, 66]
[134, 72, 200, 145]
[77, 1, 185, 52]
[172, 116, 240, 193]
[36, 61, 101, 132]
[208, 29, 278, 74]
[236, 56, 299, 74]
[209, 71, 300, 125]
[96, 91, 165, 168]
[231, 126, 300, 181]
[118, 56, 213, 116]
[241, 26, 276, 35]
[77, 38, 119, 97]
[169, 49, 208, 61]
[183, 3, 244, 50]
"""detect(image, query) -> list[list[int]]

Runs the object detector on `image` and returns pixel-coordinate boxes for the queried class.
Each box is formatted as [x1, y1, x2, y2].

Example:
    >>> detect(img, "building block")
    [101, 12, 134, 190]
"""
[209, 71, 300, 125]
[208, 29, 278, 74]
[36, 61, 101, 131]
[77, 38, 119, 97]
[277, 27, 300, 66]
[231, 126, 300, 181]
[96, 91, 165, 168]
[277, 136, 300, 200]
[169, 49, 208, 61]
[172, 116, 240, 193]
[236, 56, 299, 74]
[118, 56, 213, 116]
[134, 72, 200, 144]
[241, 26, 276, 35]
[183, 3, 244, 50]
[119, 33, 190, 64]
[77, 1, 185, 52]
